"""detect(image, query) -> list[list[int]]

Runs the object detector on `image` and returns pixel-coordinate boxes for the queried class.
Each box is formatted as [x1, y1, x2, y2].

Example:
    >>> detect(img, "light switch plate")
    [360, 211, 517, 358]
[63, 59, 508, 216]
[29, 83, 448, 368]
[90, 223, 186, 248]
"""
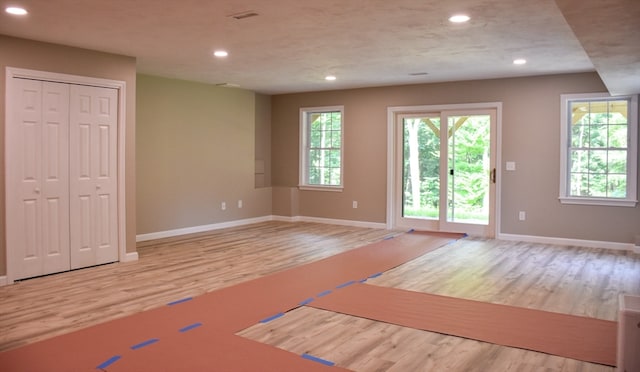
[506, 161, 516, 171]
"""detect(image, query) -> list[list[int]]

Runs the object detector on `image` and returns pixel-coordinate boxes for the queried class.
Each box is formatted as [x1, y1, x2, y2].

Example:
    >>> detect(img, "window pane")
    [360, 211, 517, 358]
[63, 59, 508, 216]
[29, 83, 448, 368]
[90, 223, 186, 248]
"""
[608, 174, 627, 198]
[609, 101, 628, 124]
[608, 125, 627, 148]
[589, 173, 607, 197]
[587, 150, 607, 173]
[571, 124, 589, 148]
[608, 150, 627, 174]
[571, 102, 590, 125]
[570, 150, 589, 173]
[589, 124, 607, 148]
[570, 173, 589, 196]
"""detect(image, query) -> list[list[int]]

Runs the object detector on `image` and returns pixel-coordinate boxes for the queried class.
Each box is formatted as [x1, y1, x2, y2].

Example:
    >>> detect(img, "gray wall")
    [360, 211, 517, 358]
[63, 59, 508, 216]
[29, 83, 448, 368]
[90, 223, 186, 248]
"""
[136, 74, 272, 234]
[271, 72, 640, 244]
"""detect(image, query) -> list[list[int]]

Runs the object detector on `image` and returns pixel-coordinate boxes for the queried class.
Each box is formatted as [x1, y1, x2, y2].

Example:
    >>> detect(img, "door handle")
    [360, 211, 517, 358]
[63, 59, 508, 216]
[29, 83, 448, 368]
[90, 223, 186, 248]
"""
[491, 168, 496, 184]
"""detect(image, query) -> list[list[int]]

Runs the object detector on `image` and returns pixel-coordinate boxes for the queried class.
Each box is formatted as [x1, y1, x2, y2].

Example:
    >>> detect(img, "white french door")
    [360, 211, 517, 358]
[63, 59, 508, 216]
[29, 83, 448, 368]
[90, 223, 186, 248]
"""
[6, 77, 119, 280]
[391, 107, 498, 237]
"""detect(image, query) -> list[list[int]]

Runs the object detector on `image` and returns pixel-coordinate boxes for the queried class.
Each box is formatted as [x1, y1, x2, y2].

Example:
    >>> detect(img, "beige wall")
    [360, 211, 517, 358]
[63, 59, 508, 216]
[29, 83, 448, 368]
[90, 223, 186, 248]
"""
[136, 75, 271, 234]
[271, 72, 640, 244]
[0, 35, 137, 277]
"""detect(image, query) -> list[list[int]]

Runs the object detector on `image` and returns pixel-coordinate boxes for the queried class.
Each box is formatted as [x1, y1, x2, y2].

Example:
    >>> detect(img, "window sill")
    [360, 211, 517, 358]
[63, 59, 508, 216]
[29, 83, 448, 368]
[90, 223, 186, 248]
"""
[299, 185, 344, 192]
[559, 196, 638, 207]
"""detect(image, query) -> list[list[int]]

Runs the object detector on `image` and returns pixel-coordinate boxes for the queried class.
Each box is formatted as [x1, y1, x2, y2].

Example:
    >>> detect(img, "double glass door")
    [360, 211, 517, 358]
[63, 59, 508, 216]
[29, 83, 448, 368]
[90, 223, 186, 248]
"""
[395, 109, 496, 236]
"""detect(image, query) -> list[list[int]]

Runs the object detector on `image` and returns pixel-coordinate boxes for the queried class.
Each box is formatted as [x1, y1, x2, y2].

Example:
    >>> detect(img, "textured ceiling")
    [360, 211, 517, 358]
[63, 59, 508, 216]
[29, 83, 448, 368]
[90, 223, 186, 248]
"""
[0, 0, 637, 94]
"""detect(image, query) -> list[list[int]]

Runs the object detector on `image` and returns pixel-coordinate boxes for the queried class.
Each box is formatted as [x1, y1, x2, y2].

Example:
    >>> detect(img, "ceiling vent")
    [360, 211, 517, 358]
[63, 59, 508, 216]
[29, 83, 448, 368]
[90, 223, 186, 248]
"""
[228, 11, 259, 20]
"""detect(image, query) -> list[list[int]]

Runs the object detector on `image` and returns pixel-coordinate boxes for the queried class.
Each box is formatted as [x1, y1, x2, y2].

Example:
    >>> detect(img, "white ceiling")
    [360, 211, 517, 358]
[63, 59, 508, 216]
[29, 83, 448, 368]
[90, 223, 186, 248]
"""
[1, 0, 638, 95]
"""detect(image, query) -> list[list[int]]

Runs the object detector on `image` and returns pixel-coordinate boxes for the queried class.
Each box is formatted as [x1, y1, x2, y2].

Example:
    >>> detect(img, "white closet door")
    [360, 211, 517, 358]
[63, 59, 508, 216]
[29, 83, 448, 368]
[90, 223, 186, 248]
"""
[69, 85, 118, 269]
[7, 79, 71, 280]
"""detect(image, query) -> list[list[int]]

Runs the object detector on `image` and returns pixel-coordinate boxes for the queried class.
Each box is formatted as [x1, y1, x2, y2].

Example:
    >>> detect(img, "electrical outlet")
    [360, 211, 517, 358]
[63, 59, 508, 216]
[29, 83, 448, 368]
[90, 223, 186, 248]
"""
[238, 200, 243, 208]
[221, 202, 226, 210]
[352, 201, 358, 209]
[518, 211, 526, 221]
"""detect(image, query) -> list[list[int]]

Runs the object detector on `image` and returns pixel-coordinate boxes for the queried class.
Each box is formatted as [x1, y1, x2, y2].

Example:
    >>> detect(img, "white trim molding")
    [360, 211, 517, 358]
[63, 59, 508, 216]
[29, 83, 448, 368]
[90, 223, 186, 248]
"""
[0, 276, 7, 287]
[136, 216, 274, 242]
[498, 233, 636, 252]
[137, 215, 389, 242]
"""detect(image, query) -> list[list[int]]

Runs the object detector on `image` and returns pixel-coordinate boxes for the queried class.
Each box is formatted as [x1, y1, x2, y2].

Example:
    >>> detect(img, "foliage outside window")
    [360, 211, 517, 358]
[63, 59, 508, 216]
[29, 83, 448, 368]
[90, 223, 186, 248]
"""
[299, 106, 344, 191]
[559, 93, 638, 207]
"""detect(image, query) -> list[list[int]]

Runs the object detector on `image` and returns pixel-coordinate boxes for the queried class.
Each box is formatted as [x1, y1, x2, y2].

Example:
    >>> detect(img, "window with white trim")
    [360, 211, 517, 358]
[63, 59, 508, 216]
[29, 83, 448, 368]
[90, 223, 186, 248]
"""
[299, 106, 344, 191]
[559, 93, 638, 207]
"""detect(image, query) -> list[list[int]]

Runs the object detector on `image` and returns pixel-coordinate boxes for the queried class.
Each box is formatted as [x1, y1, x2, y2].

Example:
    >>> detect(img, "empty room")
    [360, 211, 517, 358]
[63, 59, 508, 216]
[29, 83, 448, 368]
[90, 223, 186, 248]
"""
[1, 0, 639, 371]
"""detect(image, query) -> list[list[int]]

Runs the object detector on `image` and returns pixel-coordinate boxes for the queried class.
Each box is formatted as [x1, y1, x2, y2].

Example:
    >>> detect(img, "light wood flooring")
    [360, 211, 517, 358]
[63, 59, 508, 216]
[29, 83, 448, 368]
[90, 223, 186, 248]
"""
[1, 221, 639, 371]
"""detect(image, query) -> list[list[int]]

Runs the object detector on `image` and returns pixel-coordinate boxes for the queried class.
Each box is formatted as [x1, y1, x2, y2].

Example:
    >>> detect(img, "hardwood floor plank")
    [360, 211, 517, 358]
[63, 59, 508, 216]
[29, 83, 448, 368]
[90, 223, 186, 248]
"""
[1, 221, 639, 371]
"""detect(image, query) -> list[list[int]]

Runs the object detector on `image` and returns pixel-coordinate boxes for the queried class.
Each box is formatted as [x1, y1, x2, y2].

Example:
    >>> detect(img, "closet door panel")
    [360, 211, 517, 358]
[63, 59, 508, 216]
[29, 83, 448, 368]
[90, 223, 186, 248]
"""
[69, 85, 118, 269]
[7, 79, 70, 280]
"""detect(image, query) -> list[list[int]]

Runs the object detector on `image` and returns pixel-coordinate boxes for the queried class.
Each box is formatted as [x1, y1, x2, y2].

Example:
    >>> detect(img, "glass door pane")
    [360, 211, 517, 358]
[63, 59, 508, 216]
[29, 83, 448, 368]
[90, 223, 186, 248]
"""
[402, 116, 440, 219]
[446, 114, 491, 224]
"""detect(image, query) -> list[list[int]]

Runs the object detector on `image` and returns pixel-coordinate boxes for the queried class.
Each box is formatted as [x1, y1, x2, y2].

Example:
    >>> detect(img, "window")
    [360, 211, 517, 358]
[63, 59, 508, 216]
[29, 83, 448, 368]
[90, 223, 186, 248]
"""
[560, 93, 638, 207]
[299, 106, 344, 191]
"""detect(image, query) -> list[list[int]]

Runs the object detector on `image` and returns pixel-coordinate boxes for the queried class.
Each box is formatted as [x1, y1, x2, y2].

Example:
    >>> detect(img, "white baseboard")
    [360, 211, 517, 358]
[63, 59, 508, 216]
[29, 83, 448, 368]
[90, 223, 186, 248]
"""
[634, 246, 640, 255]
[137, 215, 388, 242]
[498, 233, 635, 251]
[0, 276, 7, 286]
[136, 216, 274, 242]
[272, 215, 387, 229]
[123, 251, 139, 262]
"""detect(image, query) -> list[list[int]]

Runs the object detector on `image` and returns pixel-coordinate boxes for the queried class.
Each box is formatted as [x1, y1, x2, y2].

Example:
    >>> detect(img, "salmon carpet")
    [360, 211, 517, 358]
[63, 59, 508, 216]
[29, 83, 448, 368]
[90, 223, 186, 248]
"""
[0, 230, 617, 371]
[0, 231, 460, 371]
[309, 283, 617, 366]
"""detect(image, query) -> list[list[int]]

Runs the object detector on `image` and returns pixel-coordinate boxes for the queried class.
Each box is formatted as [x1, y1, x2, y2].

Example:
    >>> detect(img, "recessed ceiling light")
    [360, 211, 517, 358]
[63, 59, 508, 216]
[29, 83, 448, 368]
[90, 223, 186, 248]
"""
[513, 58, 527, 65]
[448, 14, 470, 23]
[213, 50, 229, 58]
[5, 6, 28, 15]
[325, 75, 337, 81]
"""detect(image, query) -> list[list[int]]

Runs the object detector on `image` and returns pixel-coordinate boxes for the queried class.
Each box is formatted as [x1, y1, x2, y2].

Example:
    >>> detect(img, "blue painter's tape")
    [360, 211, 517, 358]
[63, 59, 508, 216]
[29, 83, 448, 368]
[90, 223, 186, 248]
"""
[97, 355, 121, 370]
[260, 312, 285, 323]
[302, 353, 335, 366]
[317, 290, 332, 297]
[131, 338, 159, 350]
[368, 272, 383, 279]
[408, 228, 415, 233]
[167, 297, 192, 306]
[358, 278, 368, 283]
[462, 233, 469, 237]
[299, 298, 315, 306]
[383, 234, 395, 240]
[179, 322, 202, 333]
[336, 280, 355, 289]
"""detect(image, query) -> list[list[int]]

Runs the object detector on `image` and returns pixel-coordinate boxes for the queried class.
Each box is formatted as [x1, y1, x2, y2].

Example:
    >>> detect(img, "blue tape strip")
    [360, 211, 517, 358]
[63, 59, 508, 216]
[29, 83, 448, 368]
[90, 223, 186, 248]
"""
[302, 353, 335, 366]
[97, 355, 121, 369]
[408, 228, 415, 233]
[368, 272, 383, 279]
[260, 312, 285, 323]
[336, 280, 355, 289]
[383, 234, 395, 240]
[131, 338, 159, 350]
[358, 278, 368, 283]
[299, 298, 315, 306]
[167, 297, 192, 306]
[179, 322, 202, 333]
[317, 290, 332, 297]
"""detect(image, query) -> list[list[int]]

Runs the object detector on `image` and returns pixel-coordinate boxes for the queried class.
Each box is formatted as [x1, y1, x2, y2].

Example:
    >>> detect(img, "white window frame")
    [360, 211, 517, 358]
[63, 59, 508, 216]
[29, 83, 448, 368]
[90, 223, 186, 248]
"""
[299, 105, 344, 191]
[559, 93, 638, 207]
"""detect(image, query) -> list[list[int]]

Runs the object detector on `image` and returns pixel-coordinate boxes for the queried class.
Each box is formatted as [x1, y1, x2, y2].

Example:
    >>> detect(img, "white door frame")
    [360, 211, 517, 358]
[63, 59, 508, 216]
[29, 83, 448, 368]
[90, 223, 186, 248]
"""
[5, 67, 130, 284]
[386, 102, 503, 236]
